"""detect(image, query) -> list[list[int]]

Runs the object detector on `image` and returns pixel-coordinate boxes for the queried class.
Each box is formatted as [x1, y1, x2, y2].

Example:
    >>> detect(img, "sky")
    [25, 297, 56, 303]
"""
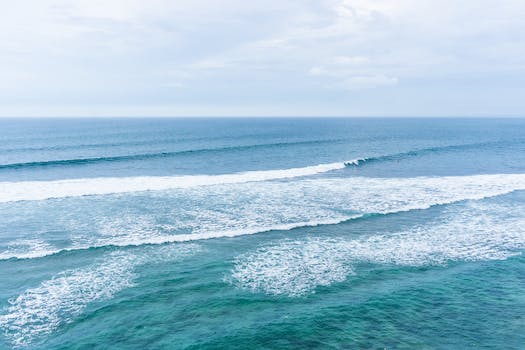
[1, 0, 525, 117]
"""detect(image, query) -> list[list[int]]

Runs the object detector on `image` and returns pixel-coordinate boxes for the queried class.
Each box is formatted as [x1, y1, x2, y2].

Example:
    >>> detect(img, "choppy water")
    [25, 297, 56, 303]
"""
[0, 118, 524, 349]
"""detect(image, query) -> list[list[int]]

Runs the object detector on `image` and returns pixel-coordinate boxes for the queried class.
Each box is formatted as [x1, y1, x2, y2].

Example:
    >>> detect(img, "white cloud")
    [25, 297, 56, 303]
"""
[0, 0, 525, 116]
[308, 66, 326, 76]
[339, 75, 399, 90]
[332, 56, 369, 65]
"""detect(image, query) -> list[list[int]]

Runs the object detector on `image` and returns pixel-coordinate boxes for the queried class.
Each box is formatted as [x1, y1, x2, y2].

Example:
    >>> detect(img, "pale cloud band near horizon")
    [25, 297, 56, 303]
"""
[1, 0, 524, 117]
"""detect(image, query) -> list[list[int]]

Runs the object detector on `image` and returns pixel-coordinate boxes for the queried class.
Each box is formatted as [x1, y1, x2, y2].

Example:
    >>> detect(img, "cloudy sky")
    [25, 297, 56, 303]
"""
[1, 0, 525, 117]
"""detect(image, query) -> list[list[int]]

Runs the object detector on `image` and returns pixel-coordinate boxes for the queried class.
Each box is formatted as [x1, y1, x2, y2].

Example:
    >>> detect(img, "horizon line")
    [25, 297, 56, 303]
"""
[1, 115, 525, 119]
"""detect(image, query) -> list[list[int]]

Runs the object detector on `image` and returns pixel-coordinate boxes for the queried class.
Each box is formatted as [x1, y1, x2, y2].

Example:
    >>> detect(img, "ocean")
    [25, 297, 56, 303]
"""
[0, 117, 524, 349]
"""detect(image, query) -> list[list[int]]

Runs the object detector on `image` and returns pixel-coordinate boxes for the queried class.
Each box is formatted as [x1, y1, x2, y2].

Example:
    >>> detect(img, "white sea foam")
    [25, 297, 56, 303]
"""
[0, 161, 352, 202]
[0, 240, 60, 261]
[88, 217, 352, 248]
[0, 244, 200, 347]
[3, 173, 525, 260]
[232, 239, 353, 297]
[87, 173, 525, 245]
[231, 201, 525, 296]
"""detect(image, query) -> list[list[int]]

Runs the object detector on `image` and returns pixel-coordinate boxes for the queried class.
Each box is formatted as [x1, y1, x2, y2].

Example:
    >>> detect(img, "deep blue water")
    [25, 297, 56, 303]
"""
[0, 118, 524, 349]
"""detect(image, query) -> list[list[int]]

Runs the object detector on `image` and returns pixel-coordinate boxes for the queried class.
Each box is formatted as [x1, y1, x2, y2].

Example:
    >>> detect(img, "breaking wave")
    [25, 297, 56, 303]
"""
[342, 141, 503, 168]
[0, 161, 354, 202]
[2, 174, 525, 260]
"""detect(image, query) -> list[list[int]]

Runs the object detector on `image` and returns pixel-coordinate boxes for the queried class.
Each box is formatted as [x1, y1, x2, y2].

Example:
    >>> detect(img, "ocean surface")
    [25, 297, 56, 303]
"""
[0, 117, 524, 349]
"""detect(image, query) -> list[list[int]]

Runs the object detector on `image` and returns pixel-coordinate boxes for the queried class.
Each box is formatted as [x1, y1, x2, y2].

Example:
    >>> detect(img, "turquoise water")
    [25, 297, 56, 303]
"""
[0, 118, 524, 349]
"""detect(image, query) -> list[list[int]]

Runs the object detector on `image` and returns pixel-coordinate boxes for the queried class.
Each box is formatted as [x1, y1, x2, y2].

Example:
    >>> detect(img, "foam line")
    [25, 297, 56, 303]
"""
[0, 217, 352, 261]
[0, 240, 60, 261]
[3, 173, 525, 260]
[0, 161, 354, 202]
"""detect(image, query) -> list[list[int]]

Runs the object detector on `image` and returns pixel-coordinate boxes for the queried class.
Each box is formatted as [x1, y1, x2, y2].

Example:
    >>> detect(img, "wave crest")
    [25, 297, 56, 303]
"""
[0, 161, 355, 203]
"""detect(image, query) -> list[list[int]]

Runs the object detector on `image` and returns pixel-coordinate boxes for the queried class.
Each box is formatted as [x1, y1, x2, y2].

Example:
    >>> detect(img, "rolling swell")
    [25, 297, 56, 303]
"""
[344, 140, 506, 167]
[345, 142, 506, 167]
[0, 139, 343, 170]
[345, 142, 510, 167]
[0, 139, 501, 171]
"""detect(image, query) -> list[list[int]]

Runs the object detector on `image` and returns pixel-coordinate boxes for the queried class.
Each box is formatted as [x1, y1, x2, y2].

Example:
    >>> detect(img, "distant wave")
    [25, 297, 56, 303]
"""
[0, 141, 506, 201]
[0, 139, 342, 169]
[343, 141, 503, 168]
[0, 160, 357, 202]
[0, 134, 267, 153]
[0, 139, 501, 170]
